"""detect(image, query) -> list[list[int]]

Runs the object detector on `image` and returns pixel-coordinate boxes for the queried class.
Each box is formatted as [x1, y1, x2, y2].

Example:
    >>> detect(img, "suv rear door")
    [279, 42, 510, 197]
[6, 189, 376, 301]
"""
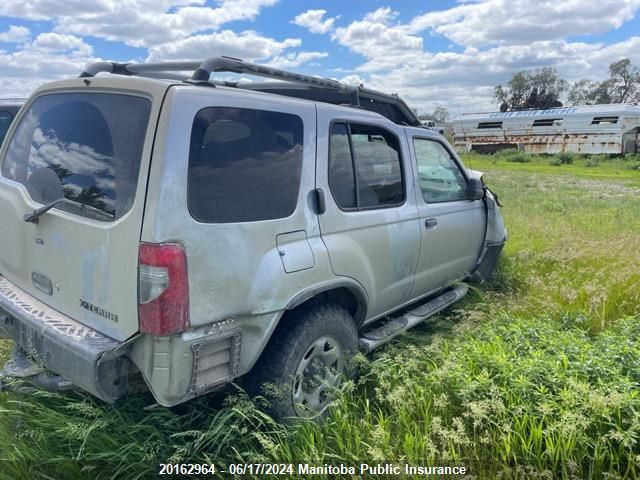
[0, 87, 161, 341]
[316, 107, 421, 319]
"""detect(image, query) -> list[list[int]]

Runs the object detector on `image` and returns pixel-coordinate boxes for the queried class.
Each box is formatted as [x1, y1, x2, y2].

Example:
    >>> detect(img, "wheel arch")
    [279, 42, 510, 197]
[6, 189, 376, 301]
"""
[244, 291, 361, 420]
[283, 279, 368, 327]
[242, 280, 367, 375]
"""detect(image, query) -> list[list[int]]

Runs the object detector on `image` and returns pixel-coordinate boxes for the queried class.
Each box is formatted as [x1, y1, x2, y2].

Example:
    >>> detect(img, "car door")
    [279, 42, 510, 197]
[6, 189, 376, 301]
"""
[316, 107, 422, 320]
[408, 134, 485, 298]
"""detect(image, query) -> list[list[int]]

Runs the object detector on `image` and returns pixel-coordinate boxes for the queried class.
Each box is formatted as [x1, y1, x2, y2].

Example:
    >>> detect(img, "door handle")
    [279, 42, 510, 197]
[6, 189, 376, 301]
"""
[425, 218, 438, 229]
[312, 188, 326, 215]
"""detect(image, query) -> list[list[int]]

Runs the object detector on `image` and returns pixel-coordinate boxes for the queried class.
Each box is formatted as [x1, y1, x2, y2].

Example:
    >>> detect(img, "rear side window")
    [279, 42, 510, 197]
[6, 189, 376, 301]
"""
[328, 123, 356, 208]
[0, 111, 13, 146]
[188, 107, 303, 223]
[1, 93, 151, 221]
[328, 122, 404, 210]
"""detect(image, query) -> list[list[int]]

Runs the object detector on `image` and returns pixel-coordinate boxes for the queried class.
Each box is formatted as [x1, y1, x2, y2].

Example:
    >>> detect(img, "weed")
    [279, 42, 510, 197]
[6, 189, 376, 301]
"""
[506, 153, 530, 163]
[556, 152, 574, 164]
[541, 198, 567, 213]
[628, 162, 640, 171]
[584, 156, 599, 168]
[495, 148, 521, 157]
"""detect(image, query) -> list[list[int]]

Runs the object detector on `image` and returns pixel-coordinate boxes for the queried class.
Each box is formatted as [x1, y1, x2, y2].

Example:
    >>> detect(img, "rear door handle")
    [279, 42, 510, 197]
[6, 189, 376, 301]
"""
[425, 218, 438, 229]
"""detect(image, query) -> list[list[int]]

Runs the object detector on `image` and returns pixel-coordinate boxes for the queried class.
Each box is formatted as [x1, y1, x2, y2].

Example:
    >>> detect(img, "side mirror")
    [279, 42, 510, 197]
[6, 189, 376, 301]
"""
[466, 177, 485, 201]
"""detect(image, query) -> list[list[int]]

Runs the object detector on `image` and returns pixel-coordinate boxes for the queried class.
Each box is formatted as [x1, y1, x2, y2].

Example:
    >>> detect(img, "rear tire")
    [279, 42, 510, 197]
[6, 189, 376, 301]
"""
[245, 302, 358, 421]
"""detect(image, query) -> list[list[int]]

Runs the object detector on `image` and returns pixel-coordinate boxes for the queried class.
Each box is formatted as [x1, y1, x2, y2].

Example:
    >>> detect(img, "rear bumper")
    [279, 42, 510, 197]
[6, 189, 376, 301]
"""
[0, 275, 129, 402]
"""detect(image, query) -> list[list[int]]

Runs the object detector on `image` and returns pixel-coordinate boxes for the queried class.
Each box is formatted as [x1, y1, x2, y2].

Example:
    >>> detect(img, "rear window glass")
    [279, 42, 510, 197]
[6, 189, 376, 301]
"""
[0, 111, 13, 146]
[188, 107, 303, 223]
[1, 93, 151, 221]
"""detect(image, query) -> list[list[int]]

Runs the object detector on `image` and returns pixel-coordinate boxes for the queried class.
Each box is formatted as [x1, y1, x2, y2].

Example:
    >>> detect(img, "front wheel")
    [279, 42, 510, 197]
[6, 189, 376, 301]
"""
[245, 303, 358, 420]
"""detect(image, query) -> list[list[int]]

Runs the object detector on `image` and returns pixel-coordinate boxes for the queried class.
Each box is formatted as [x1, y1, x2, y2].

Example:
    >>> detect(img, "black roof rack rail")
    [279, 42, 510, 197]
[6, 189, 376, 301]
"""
[79, 56, 421, 126]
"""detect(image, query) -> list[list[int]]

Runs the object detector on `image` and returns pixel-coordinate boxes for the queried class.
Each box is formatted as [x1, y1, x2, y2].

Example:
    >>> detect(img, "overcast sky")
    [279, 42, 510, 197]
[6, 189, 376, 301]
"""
[1, 0, 639, 114]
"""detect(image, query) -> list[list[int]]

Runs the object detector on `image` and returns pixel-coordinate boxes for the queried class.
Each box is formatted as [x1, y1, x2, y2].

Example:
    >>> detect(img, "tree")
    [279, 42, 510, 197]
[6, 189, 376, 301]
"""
[431, 106, 449, 123]
[568, 58, 640, 105]
[494, 67, 567, 111]
[608, 58, 639, 103]
[495, 71, 529, 111]
[418, 106, 449, 124]
[568, 79, 613, 105]
[568, 79, 597, 105]
[72, 185, 107, 212]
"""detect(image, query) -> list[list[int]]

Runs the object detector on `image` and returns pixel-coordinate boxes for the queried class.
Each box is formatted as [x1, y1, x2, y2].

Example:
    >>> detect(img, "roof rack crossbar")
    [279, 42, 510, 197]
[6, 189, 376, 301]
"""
[131, 71, 192, 81]
[80, 56, 361, 106]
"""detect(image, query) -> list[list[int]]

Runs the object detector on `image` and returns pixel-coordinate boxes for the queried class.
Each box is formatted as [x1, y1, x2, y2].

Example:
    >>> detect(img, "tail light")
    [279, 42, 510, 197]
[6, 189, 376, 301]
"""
[138, 242, 189, 336]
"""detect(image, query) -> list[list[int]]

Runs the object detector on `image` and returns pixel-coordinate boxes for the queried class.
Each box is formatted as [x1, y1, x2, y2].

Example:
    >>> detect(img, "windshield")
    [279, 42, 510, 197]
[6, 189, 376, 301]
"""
[1, 92, 151, 221]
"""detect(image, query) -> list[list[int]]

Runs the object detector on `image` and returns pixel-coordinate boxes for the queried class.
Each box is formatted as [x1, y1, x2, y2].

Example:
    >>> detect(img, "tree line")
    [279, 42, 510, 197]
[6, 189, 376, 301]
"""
[494, 58, 640, 111]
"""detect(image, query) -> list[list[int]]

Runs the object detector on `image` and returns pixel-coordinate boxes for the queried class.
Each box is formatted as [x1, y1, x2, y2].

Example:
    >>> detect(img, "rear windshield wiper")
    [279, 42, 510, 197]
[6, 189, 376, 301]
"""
[69, 199, 116, 221]
[23, 198, 65, 224]
[23, 197, 116, 224]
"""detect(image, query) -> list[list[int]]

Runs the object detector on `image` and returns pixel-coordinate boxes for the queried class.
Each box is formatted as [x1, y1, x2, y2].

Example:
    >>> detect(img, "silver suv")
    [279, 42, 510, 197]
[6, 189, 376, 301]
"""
[0, 57, 506, 419]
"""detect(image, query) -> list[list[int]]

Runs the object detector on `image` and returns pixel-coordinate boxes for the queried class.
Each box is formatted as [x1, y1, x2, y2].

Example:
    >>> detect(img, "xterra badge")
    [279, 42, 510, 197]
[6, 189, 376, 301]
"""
[79, 299, 119, 323]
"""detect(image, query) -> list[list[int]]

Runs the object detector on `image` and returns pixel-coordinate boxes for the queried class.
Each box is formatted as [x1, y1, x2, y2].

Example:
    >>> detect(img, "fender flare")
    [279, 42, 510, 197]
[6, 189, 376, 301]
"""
[284, 278, 369, 324]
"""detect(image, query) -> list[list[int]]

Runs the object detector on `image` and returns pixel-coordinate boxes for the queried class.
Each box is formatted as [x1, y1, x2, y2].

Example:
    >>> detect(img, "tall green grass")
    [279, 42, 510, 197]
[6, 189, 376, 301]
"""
[0, 154, 639, 479]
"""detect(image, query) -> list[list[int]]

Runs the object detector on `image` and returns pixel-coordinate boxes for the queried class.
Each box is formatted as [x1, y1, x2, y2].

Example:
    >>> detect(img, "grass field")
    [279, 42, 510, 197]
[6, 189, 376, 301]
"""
[0, 152, 639, 479]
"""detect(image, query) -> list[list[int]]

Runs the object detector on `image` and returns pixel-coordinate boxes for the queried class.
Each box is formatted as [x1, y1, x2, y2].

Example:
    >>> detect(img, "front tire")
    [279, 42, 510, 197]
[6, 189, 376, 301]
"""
[246, 303, 358, 421]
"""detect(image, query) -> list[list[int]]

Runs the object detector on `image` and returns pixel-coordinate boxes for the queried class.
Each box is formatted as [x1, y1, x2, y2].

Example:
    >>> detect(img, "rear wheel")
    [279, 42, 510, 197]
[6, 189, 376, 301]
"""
[246, 303, 358, 420]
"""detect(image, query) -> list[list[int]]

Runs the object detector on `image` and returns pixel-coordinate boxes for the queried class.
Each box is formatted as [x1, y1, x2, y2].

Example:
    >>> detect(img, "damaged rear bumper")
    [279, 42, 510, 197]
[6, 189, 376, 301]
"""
[0, 275, 129, 402]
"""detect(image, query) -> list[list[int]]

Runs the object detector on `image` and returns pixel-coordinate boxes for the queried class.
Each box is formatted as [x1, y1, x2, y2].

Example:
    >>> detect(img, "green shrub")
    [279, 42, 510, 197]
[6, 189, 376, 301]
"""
[556, 151, 574, 164]
[628, 162, 640, 171]
[549, 157, 562, 166]
[495, 148, 521, 157]
[505, 153, 530, 163]
[542, 199, 567, 213]
[622, 152, 640, 170]
[584, 156, 599, 168]
[496, 149, 532, 163]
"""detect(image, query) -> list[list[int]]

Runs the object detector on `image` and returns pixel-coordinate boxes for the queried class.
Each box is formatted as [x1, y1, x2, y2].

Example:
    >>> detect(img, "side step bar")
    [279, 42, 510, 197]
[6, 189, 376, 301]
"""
[359, 285, 468, 353]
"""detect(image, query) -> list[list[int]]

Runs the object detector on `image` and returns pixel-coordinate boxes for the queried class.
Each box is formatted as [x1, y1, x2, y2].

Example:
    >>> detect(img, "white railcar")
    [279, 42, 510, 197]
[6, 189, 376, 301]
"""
[453, 104, 640, 154]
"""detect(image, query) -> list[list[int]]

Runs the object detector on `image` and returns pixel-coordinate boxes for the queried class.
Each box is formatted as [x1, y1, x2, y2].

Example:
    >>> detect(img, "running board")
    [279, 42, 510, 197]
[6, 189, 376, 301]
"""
[359, 285, 468, 353]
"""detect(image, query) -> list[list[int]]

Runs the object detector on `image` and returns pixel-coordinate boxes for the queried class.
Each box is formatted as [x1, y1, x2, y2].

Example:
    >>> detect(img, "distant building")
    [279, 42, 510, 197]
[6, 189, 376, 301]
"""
[452, 104, 640, 154]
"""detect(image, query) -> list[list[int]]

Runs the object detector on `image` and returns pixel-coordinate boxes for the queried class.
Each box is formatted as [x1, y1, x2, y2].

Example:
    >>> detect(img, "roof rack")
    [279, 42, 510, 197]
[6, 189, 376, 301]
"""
[79, 56, 421, 126]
